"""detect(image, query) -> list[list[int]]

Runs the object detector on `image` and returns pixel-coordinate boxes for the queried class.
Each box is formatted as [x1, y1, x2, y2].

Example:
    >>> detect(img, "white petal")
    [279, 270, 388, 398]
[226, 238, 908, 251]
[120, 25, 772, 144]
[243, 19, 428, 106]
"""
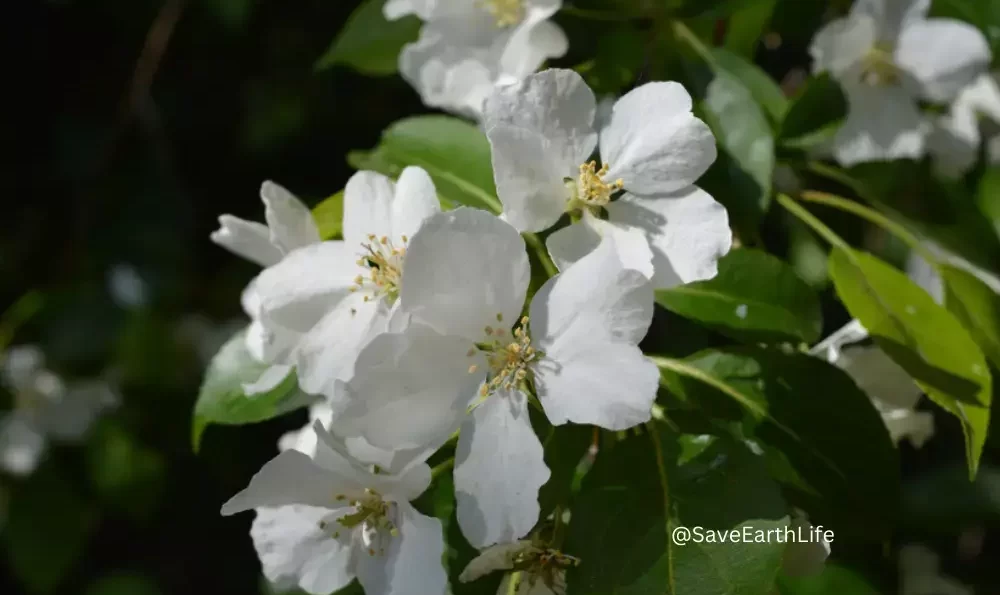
[399, 31, 499, 119]
[809, 15, 877, 76]
[809, 319, 870, 363]
[355, 501, 448, 595]
[832, 80, 927, 166]
[211, 215, 283, 267]
[35, 380, 117, 441]
[455, 391, 549, 548]
[534, 338, 659, 430]
[881, 408, 935, 448]
[486, 124, 572, 232]
[344, 171, 396, 248]
[251, 505, 355, 595]
[896, 19, 992, 103]
[295, 295, 389, 397]
[500, 19, 568, 79]
[607, 188, 732, 289]
[384, 0, 434, 20]
[313, 423, 433, 501]
[391, 166, 441, 241]
[400, 208, 530, 342]
[483, 69, 598, 172]
[262, 181, 321, 253]
[2, 346, 45, 393]
[242, 364, 294, 396]
[928, 109, 980, 177]
[255, 242, 357, 333]
[600, 82, 717, 195]
[906, 251, 944, 304]
[220, 450, 365, 515]
[780, 516, 831, 578]
[837, 345, 923, 411]
[852, 0, 929, 44]
[331, 325, 483, 451]
[544, 215, 654, 279]
[459, 541, 534, 582]
[531, 237, 654, 345]
[0, 414, 46, 477]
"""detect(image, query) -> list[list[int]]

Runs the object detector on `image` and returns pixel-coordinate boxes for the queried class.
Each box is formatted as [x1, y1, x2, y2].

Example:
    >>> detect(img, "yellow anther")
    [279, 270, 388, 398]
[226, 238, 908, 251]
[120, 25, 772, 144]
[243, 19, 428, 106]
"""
[401, 235, 408, 243]
[860, 45, 899, 86]
[469, 364, 479, 374]
[380, 236, 388, 245]
[352, 235, 407, 303]
[481, 0, 523, 27]
[467, 348, 477, 357]
[477, 314, 538, 397]
[496, 312, 503, 322]
[576, 160, 623, 206]
[485, 326, 494, 335]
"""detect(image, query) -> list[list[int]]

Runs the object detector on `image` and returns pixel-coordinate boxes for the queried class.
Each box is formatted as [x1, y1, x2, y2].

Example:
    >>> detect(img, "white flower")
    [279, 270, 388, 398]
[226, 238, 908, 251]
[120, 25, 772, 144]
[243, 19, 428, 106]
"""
[810, 320, 933, 448]
[810, 0, 991, 166]
[392, 0, 567, 118]
[222, 423, 447, 595]
[211, 182, 322, 394]
[906, 244, 1000, 305]
[780, 514, 832, 578]
[331, 208, 659, 548]
[250, 167, 440, 399]
[899, 544, 972, 595]
[928, 72, 1000, 176]
[482, 68, 730, 289]
[0, 346, 117, 476]
[460, 540, 577, 595]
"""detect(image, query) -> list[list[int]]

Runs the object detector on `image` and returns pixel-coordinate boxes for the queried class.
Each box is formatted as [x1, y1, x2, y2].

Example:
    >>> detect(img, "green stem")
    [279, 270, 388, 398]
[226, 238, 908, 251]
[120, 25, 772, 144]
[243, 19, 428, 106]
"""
[799, 191, 940, 264]
[805, 161, 873, 200]
[775, 193, 851, 253]
[0, 291, 43, 353]
[523, 232, 559, 279]
[671, 20, 716, 65]
[431, 457, 454, 479]
[646, 419, 675, 592]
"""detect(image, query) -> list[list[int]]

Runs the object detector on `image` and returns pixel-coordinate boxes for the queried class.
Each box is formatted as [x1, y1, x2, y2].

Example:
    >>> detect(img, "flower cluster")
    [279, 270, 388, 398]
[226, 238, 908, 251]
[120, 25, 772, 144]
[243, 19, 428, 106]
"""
[387, 0, 568, 118]
[0, 345, 117, 476]
[214, 70, 736, 594]
[810, 0, 994, 166]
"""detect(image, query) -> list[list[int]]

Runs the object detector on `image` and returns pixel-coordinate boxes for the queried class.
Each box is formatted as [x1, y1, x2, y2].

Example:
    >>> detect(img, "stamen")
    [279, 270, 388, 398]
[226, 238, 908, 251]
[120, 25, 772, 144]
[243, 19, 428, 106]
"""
[332, 488, 399, 554]
[576, 161, 623, 207]
[477, 314, 539, 396]
[860, 45, 899, 86]
[352, 235, 407, 304]
[480, 0, 523, 27]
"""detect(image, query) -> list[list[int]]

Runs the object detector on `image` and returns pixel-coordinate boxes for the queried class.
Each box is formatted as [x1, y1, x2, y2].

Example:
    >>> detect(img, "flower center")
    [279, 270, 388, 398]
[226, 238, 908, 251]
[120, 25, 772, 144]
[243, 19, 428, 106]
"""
[511, 547, 579, 592]
[351, 234, 407, 305]
[324, 488, 399, 556]
[859, 45, 899, 87]
[567, 161, 623, 212]
[473, 315, 538, 397]
[481, 0, 523, 27]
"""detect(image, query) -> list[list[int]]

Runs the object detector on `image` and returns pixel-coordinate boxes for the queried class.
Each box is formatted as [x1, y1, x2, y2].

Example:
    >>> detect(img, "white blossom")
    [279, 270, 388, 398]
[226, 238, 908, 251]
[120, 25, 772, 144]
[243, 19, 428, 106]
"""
[249, 167, 440, 399]
[211, 182, 322, 394]
[482, 68, 730, 289]
[810, 320, 933, 448]
[460, 540, 577, 595]
[780, 513, 832, 578]
[391, 0, 567, 118]
[330, 208, 658, 548]
[0, 346, 117, 476]
[810, 0, 991, 165]
[222, 423, 446, 595]
[928, 72, 1000, 176]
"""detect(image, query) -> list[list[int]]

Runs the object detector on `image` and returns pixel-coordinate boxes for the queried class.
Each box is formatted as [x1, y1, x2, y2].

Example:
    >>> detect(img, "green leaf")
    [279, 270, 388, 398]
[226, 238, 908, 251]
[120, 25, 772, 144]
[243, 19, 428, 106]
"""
[779, 74, 847, 149]
[656, 248, 822, 344]
[314, 0, 420, 76]
[941, 265, 1000, 368]
[777, 564, 881, 595]
[976, 165, 1000, 239]
[535, 419, 593, 518]
[828, 247, 992, 478]
[724, 0, 777, 58]
[900, 463, 1000, 532]
[312, 190, 344, 240]
[565, 426, 791, 594]
[191, 328, 312, 451]
[699, 74, 775, 229]
[656, 347, 900, 537]
[674, 0, 776, 18]
[710, 48, 788, 123]
[348, 116, 501, 212]
[85, 573, 162, 595]
[4, 468, 96, 593]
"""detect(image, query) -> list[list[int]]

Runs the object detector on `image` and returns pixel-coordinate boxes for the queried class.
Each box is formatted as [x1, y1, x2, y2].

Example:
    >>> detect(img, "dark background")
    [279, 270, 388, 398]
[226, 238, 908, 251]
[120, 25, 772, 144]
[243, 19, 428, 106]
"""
[2, 1, 998, 594]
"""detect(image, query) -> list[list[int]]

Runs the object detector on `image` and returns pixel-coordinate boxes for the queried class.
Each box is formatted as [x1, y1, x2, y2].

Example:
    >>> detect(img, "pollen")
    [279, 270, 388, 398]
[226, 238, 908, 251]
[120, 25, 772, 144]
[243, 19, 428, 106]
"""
[352, 234, 408, 304]
[577, 161, 623, 207]
[860, 45, 899, 87]
[332, 488, 399, 552]
[479, 315, 538, 396]
[481, 0, 523, 28]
